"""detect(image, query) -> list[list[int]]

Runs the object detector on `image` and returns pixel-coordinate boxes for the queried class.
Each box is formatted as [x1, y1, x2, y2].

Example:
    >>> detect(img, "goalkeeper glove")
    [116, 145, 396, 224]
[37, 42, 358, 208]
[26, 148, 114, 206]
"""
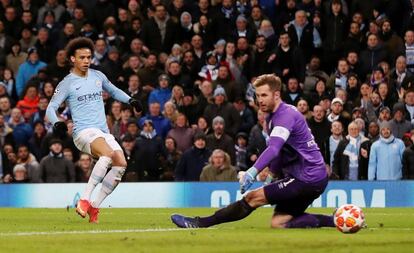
[240, 167, 258, 194]
[53, 121, 68, 138]
[129, 98, 143, 113]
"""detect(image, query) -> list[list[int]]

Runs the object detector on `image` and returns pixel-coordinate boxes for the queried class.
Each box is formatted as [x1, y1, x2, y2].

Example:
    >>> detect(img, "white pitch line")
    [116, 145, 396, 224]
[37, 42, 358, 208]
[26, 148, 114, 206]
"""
[0, 227, 215, 237]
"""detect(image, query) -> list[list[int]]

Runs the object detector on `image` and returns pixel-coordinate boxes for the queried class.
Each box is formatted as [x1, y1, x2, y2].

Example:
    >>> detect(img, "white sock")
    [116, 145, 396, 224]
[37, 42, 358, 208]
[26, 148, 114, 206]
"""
[82, 156, 112, 201]
[92, 166, 125, 208]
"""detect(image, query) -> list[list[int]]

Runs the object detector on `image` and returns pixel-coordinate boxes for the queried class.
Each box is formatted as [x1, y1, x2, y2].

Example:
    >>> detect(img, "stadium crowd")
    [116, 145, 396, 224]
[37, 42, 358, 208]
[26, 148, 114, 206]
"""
[0, 0, 414, 184]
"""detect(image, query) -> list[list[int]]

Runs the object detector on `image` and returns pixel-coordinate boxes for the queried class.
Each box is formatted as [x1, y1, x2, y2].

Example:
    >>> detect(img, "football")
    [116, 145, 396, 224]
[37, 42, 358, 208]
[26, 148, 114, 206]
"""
[334, 204, 365, 233]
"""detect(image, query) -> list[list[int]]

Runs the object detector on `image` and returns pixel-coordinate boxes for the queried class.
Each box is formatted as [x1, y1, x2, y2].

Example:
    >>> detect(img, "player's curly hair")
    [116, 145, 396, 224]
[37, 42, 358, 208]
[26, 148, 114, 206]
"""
[65, 37, 94, 57]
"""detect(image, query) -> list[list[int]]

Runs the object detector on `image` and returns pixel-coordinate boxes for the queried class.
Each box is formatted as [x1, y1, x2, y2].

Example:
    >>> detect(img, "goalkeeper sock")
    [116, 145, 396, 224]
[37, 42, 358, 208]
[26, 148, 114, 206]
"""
[198, 198, 256, 227]
[313, 214, 335, 227]
[285, 213, 334, 228]
[82, 156, 111, 200]
[92, 166, 125, 208]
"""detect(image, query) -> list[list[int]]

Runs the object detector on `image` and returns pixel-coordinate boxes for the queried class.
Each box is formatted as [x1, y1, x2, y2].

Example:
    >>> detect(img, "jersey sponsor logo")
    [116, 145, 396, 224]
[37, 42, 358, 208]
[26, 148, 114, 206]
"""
[77, 91, 103, 102]
[270, 126, 290, 141]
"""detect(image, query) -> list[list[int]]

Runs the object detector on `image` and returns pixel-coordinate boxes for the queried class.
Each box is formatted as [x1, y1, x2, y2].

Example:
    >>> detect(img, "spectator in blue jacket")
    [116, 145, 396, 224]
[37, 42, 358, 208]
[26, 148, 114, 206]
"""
[15, 47, 47, 97]
[138, 102, 171, 138]
[368, 121, 405, 180]
[148, 74, 172, 110]
[7, 108, 33, 146]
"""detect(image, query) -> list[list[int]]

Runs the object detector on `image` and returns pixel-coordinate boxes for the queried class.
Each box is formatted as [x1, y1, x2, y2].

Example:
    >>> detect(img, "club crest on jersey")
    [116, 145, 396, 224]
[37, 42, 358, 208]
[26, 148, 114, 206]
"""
[96, 80, 102, 87]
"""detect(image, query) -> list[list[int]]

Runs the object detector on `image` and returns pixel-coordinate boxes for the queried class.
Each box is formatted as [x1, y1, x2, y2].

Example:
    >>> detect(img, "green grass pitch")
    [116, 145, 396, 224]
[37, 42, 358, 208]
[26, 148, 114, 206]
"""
[0, 208, 413, 253]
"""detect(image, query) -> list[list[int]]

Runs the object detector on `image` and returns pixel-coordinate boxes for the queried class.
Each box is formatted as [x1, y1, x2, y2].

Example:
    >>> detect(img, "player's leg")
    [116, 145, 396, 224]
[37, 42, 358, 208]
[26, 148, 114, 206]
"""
[268, 177, 334, 228]
[92, 150, 126, 208]
[171, 187, 267, 228]
[82, 137, 114, 202]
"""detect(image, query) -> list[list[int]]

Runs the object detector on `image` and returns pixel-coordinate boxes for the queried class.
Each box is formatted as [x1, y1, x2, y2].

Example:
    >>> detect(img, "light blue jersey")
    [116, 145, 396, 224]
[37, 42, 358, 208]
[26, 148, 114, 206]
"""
[46, 69, 131, 138]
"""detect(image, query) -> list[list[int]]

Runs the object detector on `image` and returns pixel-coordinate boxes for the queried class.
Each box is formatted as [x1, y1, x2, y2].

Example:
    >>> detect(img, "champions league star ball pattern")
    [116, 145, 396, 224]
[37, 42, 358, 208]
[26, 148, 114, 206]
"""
[334, 204, 365, 233]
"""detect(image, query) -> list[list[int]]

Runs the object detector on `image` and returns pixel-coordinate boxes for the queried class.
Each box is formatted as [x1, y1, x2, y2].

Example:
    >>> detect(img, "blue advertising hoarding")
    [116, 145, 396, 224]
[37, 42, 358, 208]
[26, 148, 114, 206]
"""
[0, 181, 413, 208]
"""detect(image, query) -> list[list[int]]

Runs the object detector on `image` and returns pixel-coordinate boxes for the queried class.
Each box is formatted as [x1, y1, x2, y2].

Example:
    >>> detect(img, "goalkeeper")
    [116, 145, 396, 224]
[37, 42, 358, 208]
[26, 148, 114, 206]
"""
[171, 74, 335, 229]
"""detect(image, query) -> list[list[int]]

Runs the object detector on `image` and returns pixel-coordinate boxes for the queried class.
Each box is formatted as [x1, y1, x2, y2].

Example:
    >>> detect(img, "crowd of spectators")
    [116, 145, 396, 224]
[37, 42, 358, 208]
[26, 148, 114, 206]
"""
[0, 0, 414, 183]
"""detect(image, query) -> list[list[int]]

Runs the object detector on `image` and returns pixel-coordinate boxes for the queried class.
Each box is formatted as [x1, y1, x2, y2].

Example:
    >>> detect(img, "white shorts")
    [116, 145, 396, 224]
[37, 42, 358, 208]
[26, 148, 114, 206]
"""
[73, 128, 122, 156]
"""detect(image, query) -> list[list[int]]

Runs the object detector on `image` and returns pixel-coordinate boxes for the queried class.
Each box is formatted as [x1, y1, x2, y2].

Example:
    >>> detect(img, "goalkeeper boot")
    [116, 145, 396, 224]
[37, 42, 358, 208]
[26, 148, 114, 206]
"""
[171, 214, 200, 228]
[76, 199, 91, 218]
[88, 206, 100, 224]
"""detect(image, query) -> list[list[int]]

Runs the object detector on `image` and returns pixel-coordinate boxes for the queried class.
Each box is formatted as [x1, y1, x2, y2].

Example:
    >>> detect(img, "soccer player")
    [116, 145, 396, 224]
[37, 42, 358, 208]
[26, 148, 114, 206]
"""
[46, 38, 142, 223]
[171, 74, 335, 229]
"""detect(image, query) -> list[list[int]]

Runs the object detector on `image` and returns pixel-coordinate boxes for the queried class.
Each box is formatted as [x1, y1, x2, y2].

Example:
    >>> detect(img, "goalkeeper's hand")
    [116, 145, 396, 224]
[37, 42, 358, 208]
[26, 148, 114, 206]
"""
[129, 98, 143, 113]
[53, 121, 68, 138]
[239, 167, 258, 194]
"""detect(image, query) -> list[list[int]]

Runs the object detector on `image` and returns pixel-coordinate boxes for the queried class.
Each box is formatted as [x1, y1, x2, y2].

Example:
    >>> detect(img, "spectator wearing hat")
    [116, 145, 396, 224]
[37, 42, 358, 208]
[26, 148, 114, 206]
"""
[332, 121, 370, 180]
[175, 131, 211, 181]
[213, 64, 242, 103]
[206, 116, 236, 164]
[232, 14, 256, 44]
[39, 138, 75, 183]
[141, 3, 180, 53]
[148, 74, 172, 110]
[6, 42, 27, 79]
[390, 102, 413, 139]
[136, 119, 165, 181]
[199, 50, 219, 82]
[120, 134, 140, 182]
[40, 10, 62, 45]
[204, 86, 241, 137]
[200, 149, 238, 181]
[368, 121, 405, 180]
[139, 102, 171, 139]
[167, 113, 194, 153]
[15, 47, 47, 97]
[402, 130, 414, 179]
[179, 12, 195, 43]
[327, 97, 351, 130]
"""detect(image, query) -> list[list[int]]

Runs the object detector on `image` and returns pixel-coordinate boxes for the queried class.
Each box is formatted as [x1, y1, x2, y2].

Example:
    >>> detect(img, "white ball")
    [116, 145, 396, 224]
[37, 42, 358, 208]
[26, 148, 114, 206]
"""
[334, 204, 365, 233]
